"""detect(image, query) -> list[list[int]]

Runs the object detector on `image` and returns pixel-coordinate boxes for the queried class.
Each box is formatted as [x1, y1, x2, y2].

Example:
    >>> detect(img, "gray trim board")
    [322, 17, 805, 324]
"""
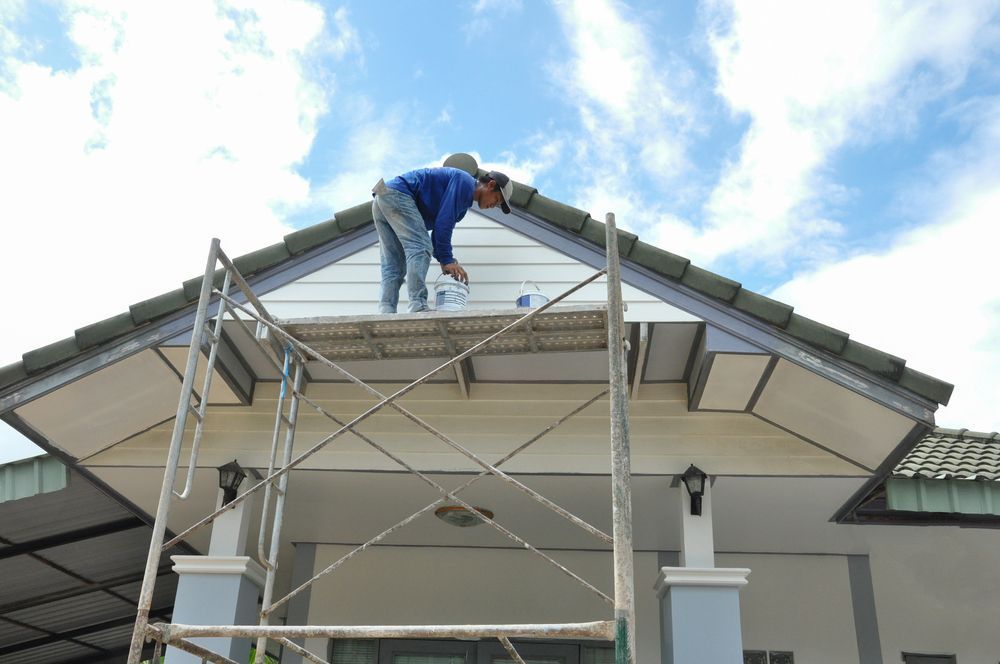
[751, 412, 875, 474]
[283, 542, 318, 664]
[847, 555, 883, 664]
[745, 355, 779, 413]
[486, 207, 938, 424]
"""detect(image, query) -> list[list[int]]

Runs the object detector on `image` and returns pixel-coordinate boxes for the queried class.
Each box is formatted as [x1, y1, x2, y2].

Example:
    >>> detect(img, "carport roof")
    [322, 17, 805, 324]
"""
[0, 455, 187, 663]
[0, 153, 953, 406]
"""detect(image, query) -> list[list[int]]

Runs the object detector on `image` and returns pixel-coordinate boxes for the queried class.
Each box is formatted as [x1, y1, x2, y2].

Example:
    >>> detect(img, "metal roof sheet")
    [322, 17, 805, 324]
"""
[0, 456, 186, 663]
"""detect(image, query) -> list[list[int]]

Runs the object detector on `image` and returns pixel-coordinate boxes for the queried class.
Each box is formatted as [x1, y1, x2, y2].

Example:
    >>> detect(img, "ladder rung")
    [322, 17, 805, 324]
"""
[280, 414, 294, 426]
[202, 325, 219, 344]
[187, 404, 203, 421]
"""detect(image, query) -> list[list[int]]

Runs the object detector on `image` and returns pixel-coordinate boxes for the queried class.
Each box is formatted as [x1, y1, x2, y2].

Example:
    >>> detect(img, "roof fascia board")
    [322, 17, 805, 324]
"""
[0, 228, 377, 414]
[485, 207, 938, 425]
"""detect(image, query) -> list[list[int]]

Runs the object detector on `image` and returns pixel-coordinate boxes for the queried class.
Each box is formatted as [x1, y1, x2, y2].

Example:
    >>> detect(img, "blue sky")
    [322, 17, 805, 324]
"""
[0, 1, 998, 461]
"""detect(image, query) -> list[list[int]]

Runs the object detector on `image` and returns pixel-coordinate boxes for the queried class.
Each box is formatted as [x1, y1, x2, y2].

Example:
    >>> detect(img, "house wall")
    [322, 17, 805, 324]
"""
[863, 526, 1000, 663]
[259, 211, 696, 322]
[304, 544, 663, 663]
[716, 552, 859, 663]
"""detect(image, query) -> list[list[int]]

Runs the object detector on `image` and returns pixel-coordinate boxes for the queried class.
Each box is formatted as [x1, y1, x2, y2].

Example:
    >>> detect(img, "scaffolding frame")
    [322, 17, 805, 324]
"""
[126, 214, 636, 664]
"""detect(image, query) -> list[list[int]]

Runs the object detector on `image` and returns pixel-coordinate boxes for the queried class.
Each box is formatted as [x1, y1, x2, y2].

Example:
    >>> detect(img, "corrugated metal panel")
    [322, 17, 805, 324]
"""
[1, 556, 84, 597]
[0, 472, 133, 543]
[0, 460, 180, 664]
[0, 455, 67, 503]
[0, 640, 96, 664]
[77, 622, 140, 650]
[6, 592, 133, 633]
[0, 620, 44, 645]
[886, 477, 1000, 515]
[41, 528, 152, 580]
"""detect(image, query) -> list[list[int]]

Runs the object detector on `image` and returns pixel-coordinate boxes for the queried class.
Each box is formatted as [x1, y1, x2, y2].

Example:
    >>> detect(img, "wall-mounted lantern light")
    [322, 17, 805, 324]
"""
[217, 460, 247, 506]
[680, 464, 708, 516]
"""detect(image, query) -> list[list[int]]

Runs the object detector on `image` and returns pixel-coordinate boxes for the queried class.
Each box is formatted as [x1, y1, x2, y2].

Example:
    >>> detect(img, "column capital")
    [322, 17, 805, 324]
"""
[654, 566, 751, 595]
[171, 555, 266, 589]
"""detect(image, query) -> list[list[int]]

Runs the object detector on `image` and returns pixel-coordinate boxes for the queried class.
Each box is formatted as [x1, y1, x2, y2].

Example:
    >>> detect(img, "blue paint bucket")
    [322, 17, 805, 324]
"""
[516, 281, 549, 308]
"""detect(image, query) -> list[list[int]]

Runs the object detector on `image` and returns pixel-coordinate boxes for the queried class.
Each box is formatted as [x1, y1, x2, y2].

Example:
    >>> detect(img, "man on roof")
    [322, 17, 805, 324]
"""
[372, 166, 513, 313]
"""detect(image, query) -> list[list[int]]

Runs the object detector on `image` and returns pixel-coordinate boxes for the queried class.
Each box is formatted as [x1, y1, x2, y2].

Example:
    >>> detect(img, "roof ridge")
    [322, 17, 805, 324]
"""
[0, 152, 954, 408]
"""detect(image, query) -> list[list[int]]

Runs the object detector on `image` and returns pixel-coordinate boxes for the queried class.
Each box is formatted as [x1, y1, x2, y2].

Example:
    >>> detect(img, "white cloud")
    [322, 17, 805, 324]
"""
[0, 1, 356, 366]
[689, 0, 999, 266]
[552, 0, 693, 185]
[546, 0, 704, 241]
[770, 99, 1000, 430]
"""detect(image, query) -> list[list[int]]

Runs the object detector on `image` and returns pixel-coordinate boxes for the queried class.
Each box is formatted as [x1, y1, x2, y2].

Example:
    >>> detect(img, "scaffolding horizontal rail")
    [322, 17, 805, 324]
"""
[153, 621, 616, 641]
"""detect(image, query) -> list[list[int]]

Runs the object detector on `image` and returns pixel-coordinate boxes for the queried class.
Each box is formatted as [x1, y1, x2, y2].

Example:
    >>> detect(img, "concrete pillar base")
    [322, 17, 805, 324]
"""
[655, 567, 750, 664]
[165, 555, 265, 664]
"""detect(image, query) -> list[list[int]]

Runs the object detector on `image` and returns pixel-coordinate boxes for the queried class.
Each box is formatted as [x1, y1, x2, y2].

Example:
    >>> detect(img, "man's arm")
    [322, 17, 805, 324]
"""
[431, 175, 473, 283]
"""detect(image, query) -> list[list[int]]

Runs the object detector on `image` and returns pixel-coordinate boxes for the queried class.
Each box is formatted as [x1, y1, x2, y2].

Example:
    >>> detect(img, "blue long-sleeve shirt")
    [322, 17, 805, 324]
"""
[385, 167, 475, 265]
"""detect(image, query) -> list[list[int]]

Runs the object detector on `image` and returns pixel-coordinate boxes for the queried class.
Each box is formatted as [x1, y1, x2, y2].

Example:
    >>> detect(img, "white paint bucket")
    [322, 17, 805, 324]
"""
[434, 274, 469, 311]
[516, 281, 549, 308]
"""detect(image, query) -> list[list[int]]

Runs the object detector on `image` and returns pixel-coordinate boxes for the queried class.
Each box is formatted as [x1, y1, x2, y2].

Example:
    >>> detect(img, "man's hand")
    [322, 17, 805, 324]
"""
[441, 262, 469, 284]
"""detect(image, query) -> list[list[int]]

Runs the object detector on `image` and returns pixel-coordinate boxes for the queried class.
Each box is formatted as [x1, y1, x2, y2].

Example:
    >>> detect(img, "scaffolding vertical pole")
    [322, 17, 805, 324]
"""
[255, 356, 305, 664]
[605, 213, 636, 664]
[127, 238, 222, 664]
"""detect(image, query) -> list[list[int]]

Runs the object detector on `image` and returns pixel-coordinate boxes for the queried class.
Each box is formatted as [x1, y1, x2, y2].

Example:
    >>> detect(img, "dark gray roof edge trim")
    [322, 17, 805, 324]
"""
[1, 152, 952, 405]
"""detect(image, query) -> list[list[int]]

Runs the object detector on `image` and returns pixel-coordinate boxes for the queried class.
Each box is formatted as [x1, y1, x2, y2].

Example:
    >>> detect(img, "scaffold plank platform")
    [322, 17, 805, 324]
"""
[278, 305, 609, 361]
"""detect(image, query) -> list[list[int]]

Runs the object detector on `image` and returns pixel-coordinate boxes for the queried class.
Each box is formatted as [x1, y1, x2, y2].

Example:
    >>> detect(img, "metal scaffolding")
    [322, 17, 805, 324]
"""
[126, 214, 636, 664]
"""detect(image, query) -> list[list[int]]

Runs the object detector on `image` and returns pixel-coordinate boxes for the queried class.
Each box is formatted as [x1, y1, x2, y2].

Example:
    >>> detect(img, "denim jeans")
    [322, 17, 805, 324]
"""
[372, 187, 433, 313]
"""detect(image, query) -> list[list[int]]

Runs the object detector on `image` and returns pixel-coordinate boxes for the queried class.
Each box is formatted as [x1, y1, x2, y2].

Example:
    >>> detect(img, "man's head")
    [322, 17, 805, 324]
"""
[476, 171, 513, 214]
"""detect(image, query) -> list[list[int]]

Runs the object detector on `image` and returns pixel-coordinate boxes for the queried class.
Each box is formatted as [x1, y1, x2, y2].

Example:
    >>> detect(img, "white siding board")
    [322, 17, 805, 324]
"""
[261, 213, 698, 322]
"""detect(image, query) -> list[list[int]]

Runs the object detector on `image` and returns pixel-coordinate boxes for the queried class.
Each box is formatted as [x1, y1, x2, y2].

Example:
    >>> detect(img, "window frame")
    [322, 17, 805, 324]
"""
[475, 640, 580, 664]
[377, 638, 476, 664]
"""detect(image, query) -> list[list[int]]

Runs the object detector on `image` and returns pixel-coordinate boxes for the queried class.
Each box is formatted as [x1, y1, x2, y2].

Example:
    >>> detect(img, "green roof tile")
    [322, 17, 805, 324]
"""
[840, 340, 906, 381]
[23, 337, 80, 374]
[129, 288, 190, 326]
[75, 312, 136, 350]
[525, 194, 588, 232]
[898, 367, 954, 405]
[681, 265, 741, 302]
[182, 269, 227, 302]
[335, 202, 375, 233]
[576, 217, 638, 256]
[732, 289, 793, 327]
[232, 242, 292, 276]
[510, 181, 537, 207]
[627, 240, 689, 278]
[0, 361, 28, 388]
[283, 218, 341, 255]
[784, 313, 849, 354]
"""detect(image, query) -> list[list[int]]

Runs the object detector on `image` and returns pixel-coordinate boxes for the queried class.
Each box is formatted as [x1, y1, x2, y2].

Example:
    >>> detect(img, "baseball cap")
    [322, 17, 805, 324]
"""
[487, 170, 513, 214]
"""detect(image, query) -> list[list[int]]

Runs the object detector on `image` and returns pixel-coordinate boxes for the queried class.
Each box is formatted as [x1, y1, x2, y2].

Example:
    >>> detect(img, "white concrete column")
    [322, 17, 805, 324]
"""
[679, 477, 714, 568]
[166, 489, 263, 663]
